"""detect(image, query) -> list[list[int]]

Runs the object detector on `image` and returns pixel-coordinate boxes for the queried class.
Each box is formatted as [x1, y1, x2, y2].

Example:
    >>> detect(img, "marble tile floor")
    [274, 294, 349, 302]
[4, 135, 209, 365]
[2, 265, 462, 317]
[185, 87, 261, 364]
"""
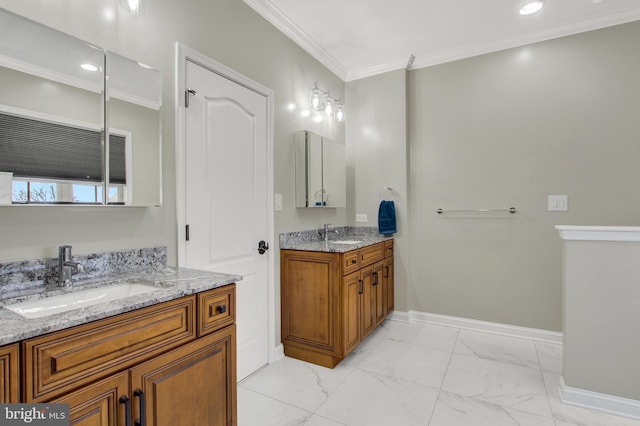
[238, 320, 640, 426]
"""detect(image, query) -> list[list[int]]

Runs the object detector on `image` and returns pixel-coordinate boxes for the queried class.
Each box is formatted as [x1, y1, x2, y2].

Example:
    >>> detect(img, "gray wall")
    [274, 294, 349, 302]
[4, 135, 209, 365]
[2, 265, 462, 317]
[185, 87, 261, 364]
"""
[346, 69, 409, 311]
[408, 21, 640, 332]
[0, 0, 346, 265]
[563, 240, 640, 400]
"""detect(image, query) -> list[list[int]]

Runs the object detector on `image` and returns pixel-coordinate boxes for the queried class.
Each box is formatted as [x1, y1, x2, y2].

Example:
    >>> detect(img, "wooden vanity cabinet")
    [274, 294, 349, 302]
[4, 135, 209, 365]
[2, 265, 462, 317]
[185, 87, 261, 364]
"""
[24, 284, 237, 426]
[1, 343, 19, 403]
[281, 241, 393, 368]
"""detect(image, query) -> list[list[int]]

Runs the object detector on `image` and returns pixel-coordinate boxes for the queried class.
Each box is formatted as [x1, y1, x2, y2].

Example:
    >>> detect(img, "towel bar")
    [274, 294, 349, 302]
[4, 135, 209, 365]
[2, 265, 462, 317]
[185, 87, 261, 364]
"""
[436, 207, 517, 214]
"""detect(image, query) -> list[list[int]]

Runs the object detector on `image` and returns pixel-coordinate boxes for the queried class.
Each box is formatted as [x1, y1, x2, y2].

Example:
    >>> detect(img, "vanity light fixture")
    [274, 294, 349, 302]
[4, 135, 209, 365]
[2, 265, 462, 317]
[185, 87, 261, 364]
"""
[520, 0, 545, 15]
[308, 82, 345, 122]
[118, 0, 150, 16]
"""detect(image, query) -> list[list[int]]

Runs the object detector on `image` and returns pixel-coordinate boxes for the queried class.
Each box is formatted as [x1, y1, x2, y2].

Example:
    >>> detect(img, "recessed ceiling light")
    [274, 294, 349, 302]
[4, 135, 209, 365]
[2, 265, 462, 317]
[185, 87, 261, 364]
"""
[520, 0, 545, 15]
[80, 63, 99, 72]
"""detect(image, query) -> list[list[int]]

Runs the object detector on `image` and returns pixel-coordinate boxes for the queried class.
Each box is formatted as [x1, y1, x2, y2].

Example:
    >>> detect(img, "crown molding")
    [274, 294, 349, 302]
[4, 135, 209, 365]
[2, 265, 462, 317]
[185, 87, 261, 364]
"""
[409, 6, 640, 72]
[0, 54, 102, 93]
[243, 1, 640, 82]
[242, 0, 348, 81]
[345, 56, 408, 82]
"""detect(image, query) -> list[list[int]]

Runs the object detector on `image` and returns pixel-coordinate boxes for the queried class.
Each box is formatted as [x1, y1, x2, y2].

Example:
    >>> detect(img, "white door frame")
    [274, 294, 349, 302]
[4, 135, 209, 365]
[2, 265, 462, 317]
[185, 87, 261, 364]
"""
[174, 42, 280, 364]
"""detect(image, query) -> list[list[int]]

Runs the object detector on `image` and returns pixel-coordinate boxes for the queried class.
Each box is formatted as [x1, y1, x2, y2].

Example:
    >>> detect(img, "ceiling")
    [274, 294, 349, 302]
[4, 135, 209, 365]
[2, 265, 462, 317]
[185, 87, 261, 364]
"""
[242, 0, 640, 82]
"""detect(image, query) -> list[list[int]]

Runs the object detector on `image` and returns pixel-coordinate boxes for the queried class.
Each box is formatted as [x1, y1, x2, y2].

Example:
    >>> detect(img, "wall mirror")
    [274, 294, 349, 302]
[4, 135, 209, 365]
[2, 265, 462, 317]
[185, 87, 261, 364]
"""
[0, 8, 162, 206]
[295, 130, 346, 208]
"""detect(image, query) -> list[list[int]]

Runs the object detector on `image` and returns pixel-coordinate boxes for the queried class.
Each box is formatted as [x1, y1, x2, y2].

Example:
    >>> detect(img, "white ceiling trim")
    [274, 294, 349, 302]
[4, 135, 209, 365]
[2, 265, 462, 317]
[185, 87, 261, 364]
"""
[244, 0, 640, 83]
[406, 6, 640, 75]
[242, 0, 348, 80]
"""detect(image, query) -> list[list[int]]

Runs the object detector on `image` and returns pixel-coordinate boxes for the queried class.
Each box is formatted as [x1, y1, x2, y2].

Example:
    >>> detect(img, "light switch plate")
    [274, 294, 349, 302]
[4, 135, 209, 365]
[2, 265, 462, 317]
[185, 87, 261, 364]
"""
[274, 194, 283, 211]
[548, 195, 568, 211]
[356, 213, 368, 223]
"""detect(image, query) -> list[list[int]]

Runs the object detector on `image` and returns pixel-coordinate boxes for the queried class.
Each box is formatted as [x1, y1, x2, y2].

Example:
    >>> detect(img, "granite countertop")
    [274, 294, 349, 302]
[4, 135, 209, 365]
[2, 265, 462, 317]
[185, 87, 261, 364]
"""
[0, 267, 240, 346]
[280, 227, 393, 253]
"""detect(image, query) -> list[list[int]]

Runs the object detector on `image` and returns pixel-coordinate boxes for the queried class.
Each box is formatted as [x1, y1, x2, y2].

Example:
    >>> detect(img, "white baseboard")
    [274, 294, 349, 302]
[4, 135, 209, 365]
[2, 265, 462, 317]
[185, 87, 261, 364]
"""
[387, 310, 410, 323]
[559, 377, 640, 420]
[270, 343, 284, 363]
[387, 310, 562, 344]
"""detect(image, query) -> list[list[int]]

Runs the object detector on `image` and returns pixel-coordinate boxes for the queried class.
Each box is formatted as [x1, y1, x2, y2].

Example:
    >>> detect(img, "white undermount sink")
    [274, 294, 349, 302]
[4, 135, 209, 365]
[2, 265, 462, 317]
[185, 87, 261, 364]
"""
[4, 281, 160, 319]
[329, 240, 363, 245]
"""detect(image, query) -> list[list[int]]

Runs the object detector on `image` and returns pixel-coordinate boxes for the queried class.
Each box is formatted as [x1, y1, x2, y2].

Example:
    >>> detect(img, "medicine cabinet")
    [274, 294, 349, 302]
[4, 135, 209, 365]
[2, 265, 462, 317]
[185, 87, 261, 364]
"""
[0, 8, 162, 206]
[295, 130, 346, 208]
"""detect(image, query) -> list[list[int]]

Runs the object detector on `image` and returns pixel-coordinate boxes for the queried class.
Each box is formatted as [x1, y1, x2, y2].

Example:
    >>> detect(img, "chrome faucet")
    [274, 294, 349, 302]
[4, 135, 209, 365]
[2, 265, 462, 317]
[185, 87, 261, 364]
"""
[58, 245, 83, 287]
[320, 224, 338, 241]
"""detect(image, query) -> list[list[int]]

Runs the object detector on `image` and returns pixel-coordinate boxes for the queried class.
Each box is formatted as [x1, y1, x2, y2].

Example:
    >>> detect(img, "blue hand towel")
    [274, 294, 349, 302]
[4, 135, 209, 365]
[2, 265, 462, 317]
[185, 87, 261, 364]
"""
[378, 200, 397, 235]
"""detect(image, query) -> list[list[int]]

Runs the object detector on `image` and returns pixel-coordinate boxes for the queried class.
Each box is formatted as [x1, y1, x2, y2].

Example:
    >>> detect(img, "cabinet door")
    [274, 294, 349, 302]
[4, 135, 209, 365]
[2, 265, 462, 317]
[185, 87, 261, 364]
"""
[130, 325, 236, 426]
[342, 270, 361, 355]
[360, 265, 375, 338]
[372, 261, 386, 326]
[383, 256, 394, 314]
[0, 343, 19, 403]
[281, 251, 340, 354]
[52, 371, 128, 426]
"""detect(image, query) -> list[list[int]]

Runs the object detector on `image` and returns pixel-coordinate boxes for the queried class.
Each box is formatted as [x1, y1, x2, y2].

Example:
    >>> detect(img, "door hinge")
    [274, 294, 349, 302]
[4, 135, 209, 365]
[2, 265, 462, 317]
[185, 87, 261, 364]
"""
[185, 224, 190, 241]
[185, 88, 196, 108]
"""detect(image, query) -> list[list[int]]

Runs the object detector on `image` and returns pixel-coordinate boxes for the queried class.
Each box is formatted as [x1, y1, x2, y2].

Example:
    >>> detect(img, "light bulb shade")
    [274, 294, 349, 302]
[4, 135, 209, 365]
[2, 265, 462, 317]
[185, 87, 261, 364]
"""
[336, 105, 345, 122]
[520, 0, 544, 15]
[119, 0, 150, 15]
[310, 83, 325, 112]
[325, 97, 333, 116]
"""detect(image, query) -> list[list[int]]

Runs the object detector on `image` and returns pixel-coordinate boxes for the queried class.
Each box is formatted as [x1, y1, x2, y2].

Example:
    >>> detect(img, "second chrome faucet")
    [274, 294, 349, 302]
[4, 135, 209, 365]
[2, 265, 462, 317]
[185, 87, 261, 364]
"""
[58, 245, 83, 287]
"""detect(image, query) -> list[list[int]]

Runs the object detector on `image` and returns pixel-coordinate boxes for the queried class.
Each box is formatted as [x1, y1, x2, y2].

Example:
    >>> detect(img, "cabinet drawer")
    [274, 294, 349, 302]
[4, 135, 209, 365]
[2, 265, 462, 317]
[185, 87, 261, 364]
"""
[384, 240, 394, 258]
[359, 243, 384, 267]
[342, 251, 360, 275]
[198, 284, 236, 337]
[23, 296, 196, 402]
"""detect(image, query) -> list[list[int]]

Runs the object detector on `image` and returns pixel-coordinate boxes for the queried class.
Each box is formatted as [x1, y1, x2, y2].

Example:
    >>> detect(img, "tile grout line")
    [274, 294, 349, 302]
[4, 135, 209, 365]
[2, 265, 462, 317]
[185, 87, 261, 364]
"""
[237, 386, 316, 419]
[534, 340, 560, 426]
[426, 326, 462, 425]
[308, 325, 392, 423]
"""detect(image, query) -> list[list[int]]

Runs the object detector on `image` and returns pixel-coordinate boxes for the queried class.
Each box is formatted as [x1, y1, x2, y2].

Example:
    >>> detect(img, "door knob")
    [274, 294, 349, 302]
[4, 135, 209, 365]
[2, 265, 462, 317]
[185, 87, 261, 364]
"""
[258, 240, 269, 255]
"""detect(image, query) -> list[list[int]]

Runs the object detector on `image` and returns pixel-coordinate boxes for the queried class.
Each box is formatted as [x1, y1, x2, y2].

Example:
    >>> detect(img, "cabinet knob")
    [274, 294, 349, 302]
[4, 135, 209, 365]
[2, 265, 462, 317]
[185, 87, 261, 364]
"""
[351, 259, 357, 264]
[216, 305, 227, 314]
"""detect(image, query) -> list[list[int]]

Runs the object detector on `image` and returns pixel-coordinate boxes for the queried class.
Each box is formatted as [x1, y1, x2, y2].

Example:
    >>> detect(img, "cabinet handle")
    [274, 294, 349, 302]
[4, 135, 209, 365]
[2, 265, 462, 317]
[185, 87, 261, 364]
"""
[373, 272, 379, 286]
[358, 280, 363, 294]
[216, 304, 227, 314]
[385, 266, 389, 278]
[351, 259, 357, 264]
[119, 395, 131, 426]
[134, 388, 146, 426]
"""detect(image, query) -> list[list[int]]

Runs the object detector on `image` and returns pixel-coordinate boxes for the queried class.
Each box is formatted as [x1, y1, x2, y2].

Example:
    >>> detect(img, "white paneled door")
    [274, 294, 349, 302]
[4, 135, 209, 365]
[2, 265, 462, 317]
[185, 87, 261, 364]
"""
[184, 59, 269, 381]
